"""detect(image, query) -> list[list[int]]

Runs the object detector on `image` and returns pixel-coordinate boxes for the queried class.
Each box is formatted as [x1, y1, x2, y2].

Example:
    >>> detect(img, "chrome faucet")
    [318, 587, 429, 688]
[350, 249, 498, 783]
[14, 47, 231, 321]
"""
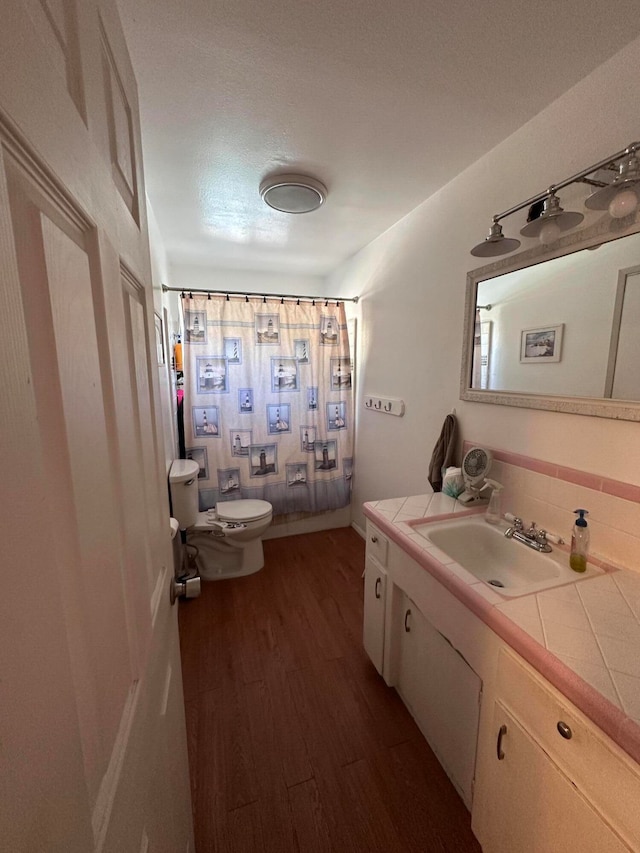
[504, 518, 553, 553]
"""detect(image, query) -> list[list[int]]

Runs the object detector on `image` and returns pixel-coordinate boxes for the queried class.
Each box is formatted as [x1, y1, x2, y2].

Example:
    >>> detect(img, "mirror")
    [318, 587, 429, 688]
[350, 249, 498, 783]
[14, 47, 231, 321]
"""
[460, 213, 640, 420]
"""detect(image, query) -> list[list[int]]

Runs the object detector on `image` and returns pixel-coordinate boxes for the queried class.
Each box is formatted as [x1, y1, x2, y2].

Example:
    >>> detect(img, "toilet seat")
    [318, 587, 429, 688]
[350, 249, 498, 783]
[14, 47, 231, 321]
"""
[190, 512, 247, 533]
[215, 499, 272, 523]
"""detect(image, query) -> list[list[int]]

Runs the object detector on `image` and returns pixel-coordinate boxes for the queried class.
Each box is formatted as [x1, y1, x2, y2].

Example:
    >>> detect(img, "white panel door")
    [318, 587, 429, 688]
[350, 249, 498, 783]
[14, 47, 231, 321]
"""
[0, 2, 193, 851]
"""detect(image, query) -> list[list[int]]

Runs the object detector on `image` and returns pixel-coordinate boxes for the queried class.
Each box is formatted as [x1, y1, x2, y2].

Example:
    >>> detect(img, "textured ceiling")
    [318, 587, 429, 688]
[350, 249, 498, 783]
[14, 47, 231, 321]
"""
[117, 0, 640, 275]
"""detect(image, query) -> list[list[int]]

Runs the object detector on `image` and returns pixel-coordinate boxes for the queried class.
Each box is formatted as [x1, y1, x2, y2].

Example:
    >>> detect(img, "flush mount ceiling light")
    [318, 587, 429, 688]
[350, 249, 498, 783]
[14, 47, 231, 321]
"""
[259, 174, 327, 214]
[470, 142, 640, 258]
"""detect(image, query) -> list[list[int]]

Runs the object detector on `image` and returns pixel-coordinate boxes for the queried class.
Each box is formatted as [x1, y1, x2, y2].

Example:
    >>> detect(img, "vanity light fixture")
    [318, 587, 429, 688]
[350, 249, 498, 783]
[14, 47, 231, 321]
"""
[470, 219, 521, 258]
[470, 142, 640, 257]
[519, 190, 584, 244]
[584, 145, 640, 219]
[259, 173, 327, 214]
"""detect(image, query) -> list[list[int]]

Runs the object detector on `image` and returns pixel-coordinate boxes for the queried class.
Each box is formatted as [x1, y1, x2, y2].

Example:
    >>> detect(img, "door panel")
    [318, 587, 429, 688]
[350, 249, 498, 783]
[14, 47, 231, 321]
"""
[124, 277, 164, 594]
[100, 23, 140, 221]
[6, 155, 133, 807]
[0, 2, 193, 851]
[21, 0, 86, 118]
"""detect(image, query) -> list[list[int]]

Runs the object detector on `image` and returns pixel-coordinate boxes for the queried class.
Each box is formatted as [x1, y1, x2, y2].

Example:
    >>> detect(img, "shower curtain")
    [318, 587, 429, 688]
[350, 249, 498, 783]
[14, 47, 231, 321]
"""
[181, 295, 353, 516]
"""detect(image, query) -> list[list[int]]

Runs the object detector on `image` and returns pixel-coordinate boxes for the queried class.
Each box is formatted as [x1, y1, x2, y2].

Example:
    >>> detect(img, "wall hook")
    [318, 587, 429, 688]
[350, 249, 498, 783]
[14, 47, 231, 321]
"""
[363, 395, 405, 417]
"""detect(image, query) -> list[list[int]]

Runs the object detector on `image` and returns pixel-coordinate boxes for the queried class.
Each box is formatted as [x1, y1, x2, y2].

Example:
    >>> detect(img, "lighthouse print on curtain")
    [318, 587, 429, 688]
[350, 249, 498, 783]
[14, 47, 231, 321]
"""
[182, 295, 353, 516]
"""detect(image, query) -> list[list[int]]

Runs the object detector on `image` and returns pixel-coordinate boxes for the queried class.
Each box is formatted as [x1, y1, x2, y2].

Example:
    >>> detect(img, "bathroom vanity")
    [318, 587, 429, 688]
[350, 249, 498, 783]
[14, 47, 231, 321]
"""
[363, 496, 640, 852]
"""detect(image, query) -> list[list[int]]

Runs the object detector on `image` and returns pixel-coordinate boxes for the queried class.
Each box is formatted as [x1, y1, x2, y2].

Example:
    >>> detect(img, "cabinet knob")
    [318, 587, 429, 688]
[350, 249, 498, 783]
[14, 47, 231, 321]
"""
[375, 577, 381, 599]
[496, 724, 507, 760]
[404, 609, 411, 632]
[371, 535, 378, 543]
[557, 721, 572, 740]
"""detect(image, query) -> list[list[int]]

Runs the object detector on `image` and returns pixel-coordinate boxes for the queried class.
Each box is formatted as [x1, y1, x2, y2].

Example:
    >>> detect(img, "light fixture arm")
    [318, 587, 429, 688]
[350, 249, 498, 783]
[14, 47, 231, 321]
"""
[492, 142, 640, 224]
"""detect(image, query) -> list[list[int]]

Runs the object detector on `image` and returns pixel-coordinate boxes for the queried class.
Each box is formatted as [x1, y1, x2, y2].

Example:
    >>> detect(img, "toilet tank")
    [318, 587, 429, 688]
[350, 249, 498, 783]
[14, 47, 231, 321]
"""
[169, 459, 200, 529]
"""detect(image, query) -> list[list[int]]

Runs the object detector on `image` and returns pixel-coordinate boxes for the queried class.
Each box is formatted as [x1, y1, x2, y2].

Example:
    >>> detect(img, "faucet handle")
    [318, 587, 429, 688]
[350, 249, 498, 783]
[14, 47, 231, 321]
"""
[535, 529, 548, 545]
[512, 517, 523, 530]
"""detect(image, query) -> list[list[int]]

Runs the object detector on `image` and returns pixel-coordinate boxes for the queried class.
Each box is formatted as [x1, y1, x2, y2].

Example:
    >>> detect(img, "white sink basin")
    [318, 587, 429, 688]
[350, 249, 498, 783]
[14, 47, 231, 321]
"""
[413, 516, 602, 597]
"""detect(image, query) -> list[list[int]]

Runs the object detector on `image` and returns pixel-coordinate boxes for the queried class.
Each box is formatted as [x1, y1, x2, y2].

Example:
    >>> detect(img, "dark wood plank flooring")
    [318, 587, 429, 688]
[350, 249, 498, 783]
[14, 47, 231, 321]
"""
[179, 528, 482, 853]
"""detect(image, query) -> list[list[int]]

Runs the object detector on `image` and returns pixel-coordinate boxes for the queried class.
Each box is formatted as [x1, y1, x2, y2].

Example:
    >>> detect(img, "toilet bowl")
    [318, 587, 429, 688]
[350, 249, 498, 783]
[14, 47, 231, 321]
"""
[169, 460, 273, 580]
[188, 500, 273, 579]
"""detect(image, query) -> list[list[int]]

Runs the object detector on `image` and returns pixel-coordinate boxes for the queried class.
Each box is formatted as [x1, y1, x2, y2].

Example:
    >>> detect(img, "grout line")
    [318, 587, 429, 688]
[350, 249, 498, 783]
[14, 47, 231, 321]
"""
[536, 594, 550, 651]
[533, 595, 546, 647]
[575, 583, 624, 709]
[611, 574, 640, 626]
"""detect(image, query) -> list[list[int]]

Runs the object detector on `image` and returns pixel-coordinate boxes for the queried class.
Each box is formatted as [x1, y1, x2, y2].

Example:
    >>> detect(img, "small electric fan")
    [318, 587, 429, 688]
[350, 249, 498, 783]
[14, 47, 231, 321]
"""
[458, 447, 493, 503]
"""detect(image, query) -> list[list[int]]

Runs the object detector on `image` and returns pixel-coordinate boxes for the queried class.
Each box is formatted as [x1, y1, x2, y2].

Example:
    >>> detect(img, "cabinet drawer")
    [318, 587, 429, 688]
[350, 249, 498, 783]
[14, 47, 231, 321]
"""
[366, 523, 388, 566]
[497, 648, 640, 849]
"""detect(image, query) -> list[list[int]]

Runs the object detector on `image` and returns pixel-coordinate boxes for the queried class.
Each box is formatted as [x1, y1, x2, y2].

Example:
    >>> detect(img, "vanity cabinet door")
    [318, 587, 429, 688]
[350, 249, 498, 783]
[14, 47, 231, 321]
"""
[481, 702, 630, 853]
[397, 596, 481, 808]
[363, 557, 387, 675]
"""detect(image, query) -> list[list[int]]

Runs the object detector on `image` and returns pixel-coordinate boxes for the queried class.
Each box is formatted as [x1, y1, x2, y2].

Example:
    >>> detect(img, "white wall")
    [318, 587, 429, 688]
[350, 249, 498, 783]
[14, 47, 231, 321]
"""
[170, 263, 329, 300]
[327, 36, 640, 531]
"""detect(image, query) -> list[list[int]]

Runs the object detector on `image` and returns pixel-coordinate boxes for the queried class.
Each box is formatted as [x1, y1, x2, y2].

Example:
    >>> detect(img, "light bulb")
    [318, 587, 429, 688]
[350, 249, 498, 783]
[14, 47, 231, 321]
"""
[538, 218, 562, 245]
[608, 187, 639, 219]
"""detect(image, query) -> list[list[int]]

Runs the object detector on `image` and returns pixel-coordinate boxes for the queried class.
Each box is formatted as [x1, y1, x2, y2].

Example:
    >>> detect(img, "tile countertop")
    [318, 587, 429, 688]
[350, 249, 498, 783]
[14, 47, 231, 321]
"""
[364, 493, 640, 766]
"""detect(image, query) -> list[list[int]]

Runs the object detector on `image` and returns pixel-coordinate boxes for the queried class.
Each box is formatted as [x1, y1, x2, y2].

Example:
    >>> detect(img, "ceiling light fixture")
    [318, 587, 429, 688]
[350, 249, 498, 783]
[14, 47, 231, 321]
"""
[259, 174, 327, 214]
[470, 142, 640, 258]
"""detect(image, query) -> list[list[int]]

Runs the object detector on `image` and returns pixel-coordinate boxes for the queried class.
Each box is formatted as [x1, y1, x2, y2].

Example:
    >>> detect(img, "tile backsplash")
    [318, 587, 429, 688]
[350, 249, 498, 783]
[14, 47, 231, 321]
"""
[466, 443, 640, 574]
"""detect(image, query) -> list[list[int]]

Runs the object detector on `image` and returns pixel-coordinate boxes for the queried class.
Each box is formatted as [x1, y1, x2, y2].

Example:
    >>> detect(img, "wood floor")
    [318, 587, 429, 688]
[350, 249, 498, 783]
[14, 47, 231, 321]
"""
[179, 528, 482, 853]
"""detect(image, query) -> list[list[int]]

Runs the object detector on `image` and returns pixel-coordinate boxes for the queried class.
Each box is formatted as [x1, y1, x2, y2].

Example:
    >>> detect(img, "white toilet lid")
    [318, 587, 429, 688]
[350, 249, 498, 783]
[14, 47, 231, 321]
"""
[216, 499, 272, 523]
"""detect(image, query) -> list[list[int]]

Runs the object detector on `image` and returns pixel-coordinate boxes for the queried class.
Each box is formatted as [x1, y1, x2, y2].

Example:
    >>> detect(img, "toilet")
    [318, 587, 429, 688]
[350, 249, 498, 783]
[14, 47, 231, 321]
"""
[169, 459, 273, 580]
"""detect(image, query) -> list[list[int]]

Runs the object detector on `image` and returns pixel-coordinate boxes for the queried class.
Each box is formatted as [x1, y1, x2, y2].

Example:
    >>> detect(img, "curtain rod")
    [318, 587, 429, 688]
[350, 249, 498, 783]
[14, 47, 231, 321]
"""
[162, 285, 359, 304]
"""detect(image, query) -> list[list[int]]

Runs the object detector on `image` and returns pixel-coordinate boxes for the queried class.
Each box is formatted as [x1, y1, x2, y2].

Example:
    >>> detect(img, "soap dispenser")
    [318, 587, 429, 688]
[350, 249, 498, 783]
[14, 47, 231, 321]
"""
[484, 480, 503, 524]
[570, 509, 590, 573]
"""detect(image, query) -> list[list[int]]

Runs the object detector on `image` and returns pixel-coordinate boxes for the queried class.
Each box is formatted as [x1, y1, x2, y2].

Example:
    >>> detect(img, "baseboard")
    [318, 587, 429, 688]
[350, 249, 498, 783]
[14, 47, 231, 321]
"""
[351, 520, 365, 540]
[264, 506, 352, 540]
